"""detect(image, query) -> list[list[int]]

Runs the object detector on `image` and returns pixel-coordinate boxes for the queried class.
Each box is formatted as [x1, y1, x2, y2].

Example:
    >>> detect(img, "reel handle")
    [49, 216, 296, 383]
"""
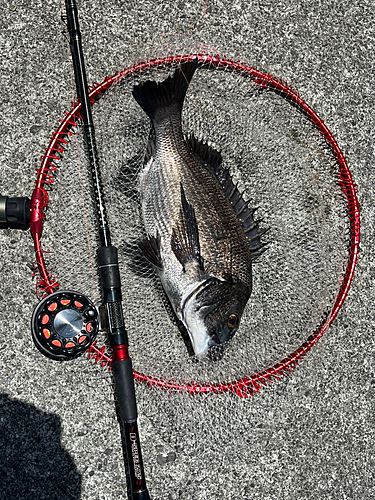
[0, 196, 30, 229]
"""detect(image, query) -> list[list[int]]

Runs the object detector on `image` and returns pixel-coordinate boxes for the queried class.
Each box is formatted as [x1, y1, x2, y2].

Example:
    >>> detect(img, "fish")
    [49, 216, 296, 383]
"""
[132, 59, 266, 360]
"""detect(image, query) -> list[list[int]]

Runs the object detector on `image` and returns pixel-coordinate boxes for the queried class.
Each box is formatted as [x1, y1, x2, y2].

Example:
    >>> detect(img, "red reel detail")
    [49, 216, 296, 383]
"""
[31, 291, 99, 361]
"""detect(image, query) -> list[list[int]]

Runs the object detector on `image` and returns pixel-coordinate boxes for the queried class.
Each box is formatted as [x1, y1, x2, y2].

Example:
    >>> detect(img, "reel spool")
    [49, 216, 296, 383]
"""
[31, 290, 99, 361]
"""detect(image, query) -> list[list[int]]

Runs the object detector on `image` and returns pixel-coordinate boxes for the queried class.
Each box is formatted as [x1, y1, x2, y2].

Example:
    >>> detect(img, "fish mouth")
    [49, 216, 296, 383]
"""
[206, 342, 224, 362]
[193, 334, 224, 362]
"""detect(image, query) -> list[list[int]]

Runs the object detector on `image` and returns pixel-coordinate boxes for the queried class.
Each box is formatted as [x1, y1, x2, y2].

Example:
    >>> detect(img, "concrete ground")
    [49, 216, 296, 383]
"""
[0, 1, 373, 499]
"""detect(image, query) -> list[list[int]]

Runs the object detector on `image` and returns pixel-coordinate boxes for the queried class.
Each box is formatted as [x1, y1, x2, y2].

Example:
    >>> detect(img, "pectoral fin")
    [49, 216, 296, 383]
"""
[171, 184, 204, 272]
[138, 234, 163, 269]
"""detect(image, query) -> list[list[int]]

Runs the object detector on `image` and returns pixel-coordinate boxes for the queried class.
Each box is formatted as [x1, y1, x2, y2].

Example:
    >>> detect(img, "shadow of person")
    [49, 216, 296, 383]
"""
[0, 393, 81, 500]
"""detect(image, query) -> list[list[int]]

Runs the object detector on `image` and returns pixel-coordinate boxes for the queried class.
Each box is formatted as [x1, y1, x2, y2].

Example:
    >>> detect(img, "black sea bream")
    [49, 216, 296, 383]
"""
[132, 59, 265, 360]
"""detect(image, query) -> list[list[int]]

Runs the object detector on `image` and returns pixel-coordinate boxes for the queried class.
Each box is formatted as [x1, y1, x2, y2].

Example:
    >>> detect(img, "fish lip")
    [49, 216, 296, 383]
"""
[194, 337, 223, 362]
[183, 321, 216, 361]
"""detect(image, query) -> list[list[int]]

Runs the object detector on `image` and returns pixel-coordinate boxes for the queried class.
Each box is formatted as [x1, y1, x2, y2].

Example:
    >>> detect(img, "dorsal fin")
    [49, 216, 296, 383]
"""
[187, 136, 267, 258]
[186, 135, 223, 172]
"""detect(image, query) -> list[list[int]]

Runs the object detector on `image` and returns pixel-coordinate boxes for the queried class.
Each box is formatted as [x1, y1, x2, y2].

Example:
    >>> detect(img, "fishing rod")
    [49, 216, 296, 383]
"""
[1, 2, 150, 496]
[62, 1, 150, 498]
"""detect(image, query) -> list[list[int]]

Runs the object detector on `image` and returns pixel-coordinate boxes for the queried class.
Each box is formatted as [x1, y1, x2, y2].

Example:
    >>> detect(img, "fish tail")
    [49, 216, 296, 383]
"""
[132, 58, 198, 120]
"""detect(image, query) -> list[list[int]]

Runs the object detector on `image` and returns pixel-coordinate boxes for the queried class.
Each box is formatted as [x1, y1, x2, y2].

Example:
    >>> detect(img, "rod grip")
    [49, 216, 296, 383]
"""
[112, 358, 137, 422]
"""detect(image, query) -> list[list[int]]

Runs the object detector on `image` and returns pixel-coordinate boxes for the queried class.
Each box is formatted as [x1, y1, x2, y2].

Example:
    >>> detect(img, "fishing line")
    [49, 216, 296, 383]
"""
[28, 55, 359, 399]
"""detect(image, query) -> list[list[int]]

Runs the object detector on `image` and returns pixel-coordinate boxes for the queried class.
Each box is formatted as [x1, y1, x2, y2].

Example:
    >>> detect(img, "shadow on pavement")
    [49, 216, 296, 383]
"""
[0, 393, 81, 500]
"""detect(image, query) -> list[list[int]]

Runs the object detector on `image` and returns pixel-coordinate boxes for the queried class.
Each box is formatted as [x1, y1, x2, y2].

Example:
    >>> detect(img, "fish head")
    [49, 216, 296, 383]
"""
[181, 276, 251, 361]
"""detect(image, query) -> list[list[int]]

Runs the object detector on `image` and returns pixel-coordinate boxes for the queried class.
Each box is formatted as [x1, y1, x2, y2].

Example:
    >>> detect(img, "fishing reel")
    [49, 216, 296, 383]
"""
[1, 195, 100, 361]
[31, 290, 99, 361]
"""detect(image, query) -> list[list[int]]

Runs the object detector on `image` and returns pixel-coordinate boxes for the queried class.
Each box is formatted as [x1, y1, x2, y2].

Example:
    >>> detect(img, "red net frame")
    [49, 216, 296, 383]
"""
[30, 54, 360, 398]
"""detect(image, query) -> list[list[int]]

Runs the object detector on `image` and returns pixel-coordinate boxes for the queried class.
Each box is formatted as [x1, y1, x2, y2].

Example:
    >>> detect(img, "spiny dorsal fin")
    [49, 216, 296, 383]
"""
[171, 184, 204, 272]
[186, 135, 223, 172]
[188, 135, 267, 258]
[250, 241, 269, 260]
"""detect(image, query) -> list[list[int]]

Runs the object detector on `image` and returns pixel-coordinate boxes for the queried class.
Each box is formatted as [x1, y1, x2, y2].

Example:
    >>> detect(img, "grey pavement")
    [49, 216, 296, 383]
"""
[0, 1, 374, 499]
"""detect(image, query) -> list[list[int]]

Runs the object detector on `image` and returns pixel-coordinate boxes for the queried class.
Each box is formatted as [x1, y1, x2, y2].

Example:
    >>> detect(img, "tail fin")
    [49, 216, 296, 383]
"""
[132, 58, 198, 121]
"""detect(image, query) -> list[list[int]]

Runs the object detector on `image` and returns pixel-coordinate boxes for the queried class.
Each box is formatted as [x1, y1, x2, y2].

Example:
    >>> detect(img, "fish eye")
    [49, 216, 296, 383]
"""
[227, 314, 238, 329]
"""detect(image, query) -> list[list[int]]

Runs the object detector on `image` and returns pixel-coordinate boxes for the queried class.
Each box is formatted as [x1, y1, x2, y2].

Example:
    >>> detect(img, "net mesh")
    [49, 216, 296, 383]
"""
[37, 56, 350, 394]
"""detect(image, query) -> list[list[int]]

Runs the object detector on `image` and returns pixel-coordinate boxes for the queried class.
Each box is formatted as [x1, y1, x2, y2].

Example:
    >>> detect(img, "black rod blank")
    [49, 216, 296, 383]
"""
[65, 0, 110, 248]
